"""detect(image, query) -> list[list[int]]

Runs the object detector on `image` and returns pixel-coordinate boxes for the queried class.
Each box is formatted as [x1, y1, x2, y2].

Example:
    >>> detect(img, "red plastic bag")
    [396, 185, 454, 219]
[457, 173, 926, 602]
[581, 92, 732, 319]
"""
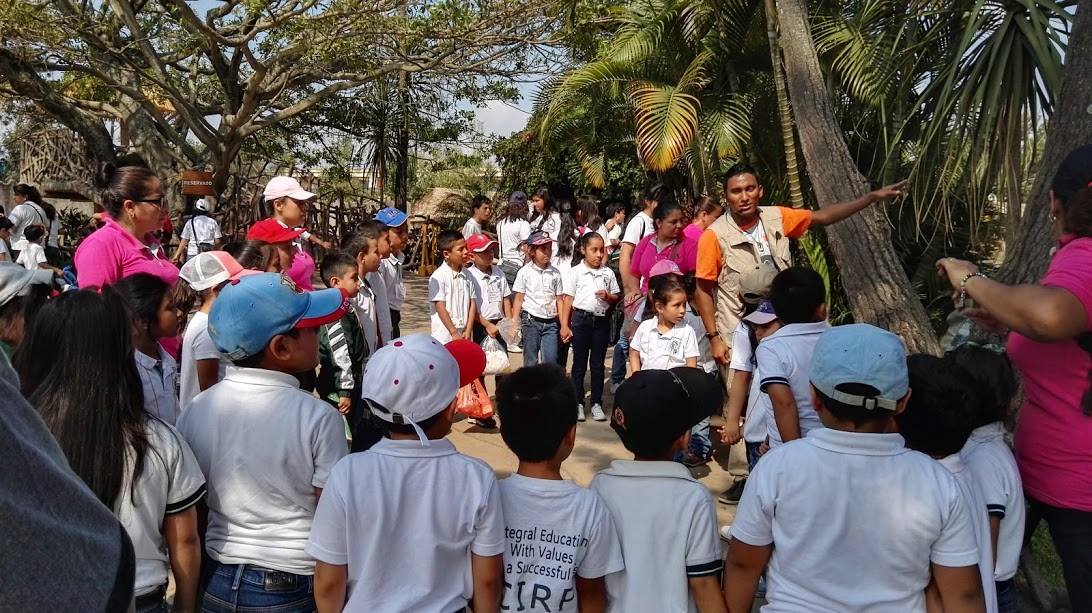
[455, 380, 494, 420]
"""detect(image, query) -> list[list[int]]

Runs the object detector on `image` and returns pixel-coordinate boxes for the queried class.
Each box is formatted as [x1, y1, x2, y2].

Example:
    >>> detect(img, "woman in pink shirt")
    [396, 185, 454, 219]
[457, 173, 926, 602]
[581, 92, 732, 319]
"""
[74, 163, 179, 289]
[682, 195, 725, 243]
[937, 144, 1092, 609]
[256, 176, 322, 290]
[629, 200, 699, 295]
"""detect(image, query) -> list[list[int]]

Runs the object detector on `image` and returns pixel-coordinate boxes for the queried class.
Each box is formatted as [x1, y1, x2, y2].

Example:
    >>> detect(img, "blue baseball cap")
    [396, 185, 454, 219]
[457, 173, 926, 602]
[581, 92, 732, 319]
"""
[374, 207, 408, 228]
[810, 324, 909, 411]
[209, 273, 350, 360]
[743, 299, 777, 325]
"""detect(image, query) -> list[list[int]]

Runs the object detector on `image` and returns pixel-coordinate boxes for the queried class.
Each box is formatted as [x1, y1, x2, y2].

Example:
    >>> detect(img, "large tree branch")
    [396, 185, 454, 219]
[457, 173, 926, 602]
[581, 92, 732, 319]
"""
[0, 47, 115, 163]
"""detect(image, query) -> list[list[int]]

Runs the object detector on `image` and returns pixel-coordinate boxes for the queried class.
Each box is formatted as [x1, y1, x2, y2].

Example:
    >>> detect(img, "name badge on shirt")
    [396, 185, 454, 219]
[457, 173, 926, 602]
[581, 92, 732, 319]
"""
[486, 277, 503, 304]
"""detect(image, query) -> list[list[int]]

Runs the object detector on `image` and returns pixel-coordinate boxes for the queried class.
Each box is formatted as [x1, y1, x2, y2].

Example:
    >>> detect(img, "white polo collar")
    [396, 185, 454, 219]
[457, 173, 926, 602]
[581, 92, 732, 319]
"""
[369, 437, 459, 457]
[599, 459, 697, 482]
[528, 262, 554, 274]
[937, 453, 967, 474]
[134, 346, 169, 370]
[805, 428, 909, 457]
[969, 422, 1005, 443]
[767, 320, 830, 340]
[223, 366, 302, 390]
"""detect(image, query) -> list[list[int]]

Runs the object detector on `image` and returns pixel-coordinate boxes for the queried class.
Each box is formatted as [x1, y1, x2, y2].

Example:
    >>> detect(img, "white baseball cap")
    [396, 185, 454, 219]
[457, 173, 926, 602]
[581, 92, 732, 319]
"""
[363, 334, 485, 444]
[263, 176, 316, 202]
[194, 198, 210, 212]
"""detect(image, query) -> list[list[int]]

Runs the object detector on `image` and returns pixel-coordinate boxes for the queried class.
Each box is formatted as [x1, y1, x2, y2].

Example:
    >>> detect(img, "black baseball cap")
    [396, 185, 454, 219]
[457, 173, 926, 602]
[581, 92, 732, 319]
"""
[611, 367, 725, 457]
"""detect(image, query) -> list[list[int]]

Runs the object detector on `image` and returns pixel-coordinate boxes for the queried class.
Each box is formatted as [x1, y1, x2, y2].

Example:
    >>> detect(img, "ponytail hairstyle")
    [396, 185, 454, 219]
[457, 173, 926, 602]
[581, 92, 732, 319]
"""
[229, 240, 282, 272]
[640, 183, 671, 214]
[554, 188, 578, 263]
[576, 195, 603, 233]
[530, 185, 554, 227]
[1052, 144, 1092, 415]
[13, 183, 43, 205]
[95, 156, 159, 219]
[14, 288, 149, 509]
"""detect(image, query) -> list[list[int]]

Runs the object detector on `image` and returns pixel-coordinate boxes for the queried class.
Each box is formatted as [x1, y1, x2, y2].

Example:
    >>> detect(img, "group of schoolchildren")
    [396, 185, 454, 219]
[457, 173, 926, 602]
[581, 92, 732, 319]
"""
[2, 179, 1029, 613]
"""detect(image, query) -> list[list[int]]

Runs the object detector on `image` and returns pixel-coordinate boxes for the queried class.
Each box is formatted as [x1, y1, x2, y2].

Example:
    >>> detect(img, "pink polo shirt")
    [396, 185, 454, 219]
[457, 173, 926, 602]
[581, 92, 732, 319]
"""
[74, 218, 179, 288]
[629, 233, 698, 292]
[1009, 235, 1092, 511]
[683, 222, 705, 243]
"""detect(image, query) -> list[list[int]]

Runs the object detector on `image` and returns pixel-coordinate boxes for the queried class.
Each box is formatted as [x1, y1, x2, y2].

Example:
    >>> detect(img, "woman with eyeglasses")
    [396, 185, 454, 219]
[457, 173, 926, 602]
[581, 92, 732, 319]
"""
[74, 160, 179, 289]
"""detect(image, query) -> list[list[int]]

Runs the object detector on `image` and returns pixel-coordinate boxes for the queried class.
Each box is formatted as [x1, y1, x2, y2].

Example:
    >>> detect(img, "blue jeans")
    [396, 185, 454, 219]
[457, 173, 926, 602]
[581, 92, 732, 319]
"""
[521, 313, 559, 367]
[995, 579, 1017, 613]
[746, 441, 763, 471]
[201, 561, 314, 612]
[571, 309, 611, 405]
[611, 333, 630, 384]
[689, 418, 712, 458]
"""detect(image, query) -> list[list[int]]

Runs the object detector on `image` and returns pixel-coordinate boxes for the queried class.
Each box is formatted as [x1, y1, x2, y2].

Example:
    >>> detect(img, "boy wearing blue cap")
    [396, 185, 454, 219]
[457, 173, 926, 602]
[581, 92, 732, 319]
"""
[176, 273, 350, 611]
[725, 324, 987, 613]
[374, 207, 409, 338]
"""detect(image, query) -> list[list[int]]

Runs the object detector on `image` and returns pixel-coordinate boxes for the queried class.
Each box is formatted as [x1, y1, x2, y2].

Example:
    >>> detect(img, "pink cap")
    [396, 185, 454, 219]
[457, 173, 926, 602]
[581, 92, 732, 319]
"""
[649, 259, 683, 278]
[263, 176, 317, 202]
[179, 251, 260, 291]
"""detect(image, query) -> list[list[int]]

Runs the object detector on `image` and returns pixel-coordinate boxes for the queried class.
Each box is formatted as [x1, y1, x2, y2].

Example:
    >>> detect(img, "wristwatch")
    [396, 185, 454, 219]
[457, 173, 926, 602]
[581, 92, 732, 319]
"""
[705, 331, 720, 340]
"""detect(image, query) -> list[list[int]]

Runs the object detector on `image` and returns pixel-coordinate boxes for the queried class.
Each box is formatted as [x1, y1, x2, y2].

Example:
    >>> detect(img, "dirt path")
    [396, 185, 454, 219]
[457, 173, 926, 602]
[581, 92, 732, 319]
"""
[401, 276, 744, 527]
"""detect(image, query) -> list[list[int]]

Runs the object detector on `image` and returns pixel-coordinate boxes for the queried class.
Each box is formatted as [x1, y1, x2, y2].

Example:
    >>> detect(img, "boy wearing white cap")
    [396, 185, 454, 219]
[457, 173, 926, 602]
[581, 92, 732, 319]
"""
[725, 324, 987, 613]
[307, 334, 505, 613]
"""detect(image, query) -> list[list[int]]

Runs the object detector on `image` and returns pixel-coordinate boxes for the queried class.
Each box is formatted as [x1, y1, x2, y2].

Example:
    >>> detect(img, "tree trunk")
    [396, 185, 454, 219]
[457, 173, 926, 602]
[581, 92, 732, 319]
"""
[777, 0, 940, 354]
[764, 0, 803, 209]
[995, 0, 1092, 285]
[394, 71, 412, 211]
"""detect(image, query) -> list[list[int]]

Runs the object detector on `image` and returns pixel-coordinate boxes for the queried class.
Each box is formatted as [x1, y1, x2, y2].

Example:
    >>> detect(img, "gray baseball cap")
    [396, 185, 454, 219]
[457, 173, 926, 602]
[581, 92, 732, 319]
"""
[0, 263, 53, 307]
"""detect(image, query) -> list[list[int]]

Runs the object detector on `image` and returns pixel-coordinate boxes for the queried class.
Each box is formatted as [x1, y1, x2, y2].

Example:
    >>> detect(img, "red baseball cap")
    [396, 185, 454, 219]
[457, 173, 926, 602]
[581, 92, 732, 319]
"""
[247, 218, 304, 243]
[466, 234, 497, 253]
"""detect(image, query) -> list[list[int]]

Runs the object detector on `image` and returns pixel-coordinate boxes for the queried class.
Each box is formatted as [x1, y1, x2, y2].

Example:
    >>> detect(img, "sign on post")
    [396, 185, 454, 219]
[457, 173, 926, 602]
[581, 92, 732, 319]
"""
[181, 170, 215, 196]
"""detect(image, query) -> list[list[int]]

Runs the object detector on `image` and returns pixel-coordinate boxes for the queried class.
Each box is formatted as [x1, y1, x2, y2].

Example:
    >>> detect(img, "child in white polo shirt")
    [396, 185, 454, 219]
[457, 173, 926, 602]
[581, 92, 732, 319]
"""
[374, 207, 409, 338]
[592, 367, 727, 613]
[757, 267, 829, 447]
[513, 230, 564, 367]
[629, 275, 699, 372]
[429, 229, 478, 343]
[562, 232, 621, 421]
[176, 273, 350, 611]
[898, 354, 999, 613]
[307, 335, 505, 612]
[947, 344, 1025, 613]
[726, 324, 986, 612]
[113, 273, 181, 425]
[495, 364, 624, 612]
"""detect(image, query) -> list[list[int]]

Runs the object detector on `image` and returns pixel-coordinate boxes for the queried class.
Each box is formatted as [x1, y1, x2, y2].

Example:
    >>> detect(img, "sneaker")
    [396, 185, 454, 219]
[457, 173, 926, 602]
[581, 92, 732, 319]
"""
[719, 524, 732, 542]
[590, 403, 607, 421]
[470, 417, 497, 429]
[717, 478, 747, 505]
[577, 404, 586, 421]
[508, 343, 522, 353]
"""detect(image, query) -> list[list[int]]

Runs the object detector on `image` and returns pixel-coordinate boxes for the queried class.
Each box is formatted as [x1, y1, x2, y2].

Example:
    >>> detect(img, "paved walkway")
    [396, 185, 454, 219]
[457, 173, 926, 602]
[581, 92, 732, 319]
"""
[400, 276, 743, 527]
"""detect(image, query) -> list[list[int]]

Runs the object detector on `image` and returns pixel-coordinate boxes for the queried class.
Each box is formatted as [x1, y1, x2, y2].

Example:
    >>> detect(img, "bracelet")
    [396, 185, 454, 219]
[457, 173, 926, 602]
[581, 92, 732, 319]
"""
[957, 272, 987, 309]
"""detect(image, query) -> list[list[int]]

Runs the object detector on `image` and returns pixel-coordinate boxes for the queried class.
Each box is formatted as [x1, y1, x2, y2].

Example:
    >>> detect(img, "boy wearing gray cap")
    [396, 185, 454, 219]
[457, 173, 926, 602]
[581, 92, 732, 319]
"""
[725, 324, 987, 612]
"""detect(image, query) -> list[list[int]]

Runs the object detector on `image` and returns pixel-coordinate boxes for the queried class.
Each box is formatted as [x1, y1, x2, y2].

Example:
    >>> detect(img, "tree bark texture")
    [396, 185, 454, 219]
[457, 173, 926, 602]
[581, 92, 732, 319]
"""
[996, 0, 1092, 285]
[777, 0, 940, 354]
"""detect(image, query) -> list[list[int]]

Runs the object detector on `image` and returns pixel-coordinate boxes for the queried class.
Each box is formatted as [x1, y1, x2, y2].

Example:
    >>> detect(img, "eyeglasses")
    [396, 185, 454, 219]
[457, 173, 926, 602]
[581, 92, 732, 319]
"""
[135, 196, 166, 209]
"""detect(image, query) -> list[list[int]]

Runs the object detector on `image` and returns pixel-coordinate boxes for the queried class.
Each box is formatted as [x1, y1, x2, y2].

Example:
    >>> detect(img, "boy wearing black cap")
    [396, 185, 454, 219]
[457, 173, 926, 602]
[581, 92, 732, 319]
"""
[725, 324, 986, 613]
[495, 365, 624, 613]
[590, 367, 728, 613]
